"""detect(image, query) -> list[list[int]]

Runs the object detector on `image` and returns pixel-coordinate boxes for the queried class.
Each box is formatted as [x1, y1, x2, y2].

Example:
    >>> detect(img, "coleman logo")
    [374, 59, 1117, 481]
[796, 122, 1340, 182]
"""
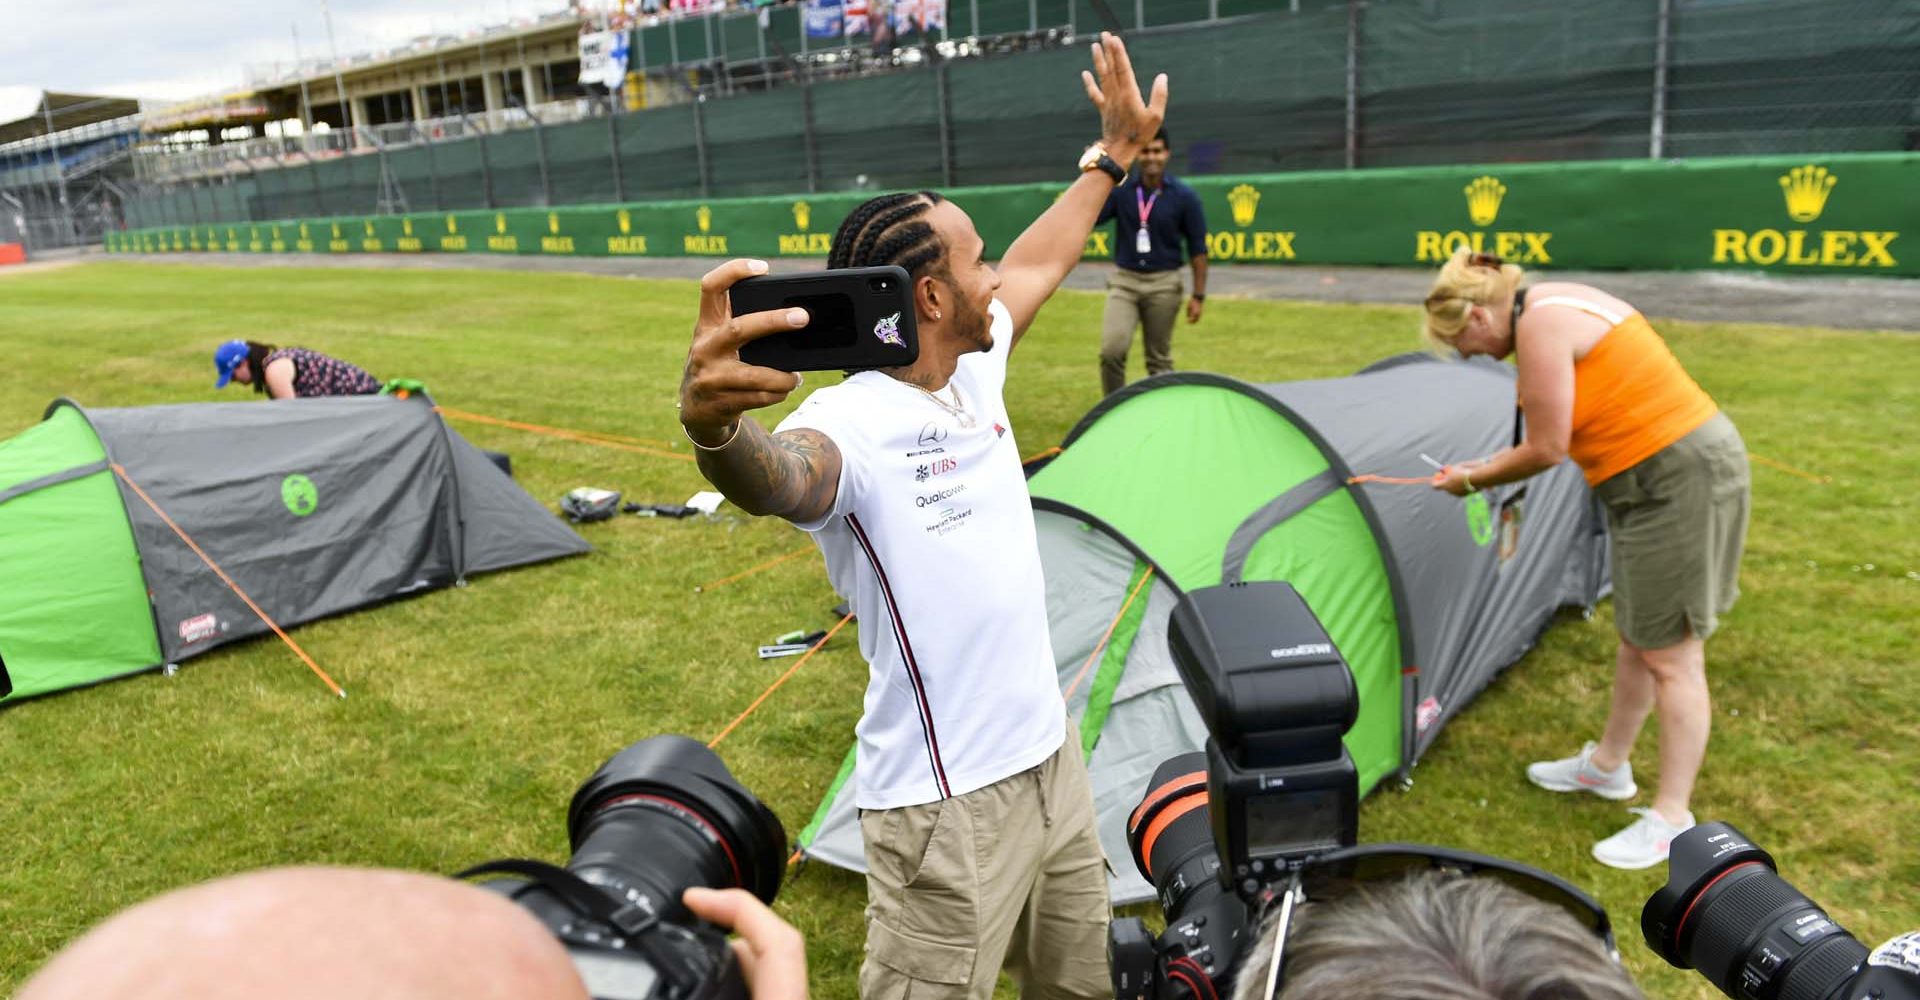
[1209, 183, 1297, 261]
[780, 201, 832, 254]
[1416, 174, 1552, 264]
[488, 212, 517, 252]
[1711, 165, 1896, 268]
[1270, 643, 1333, 659]
[1465, 175, 1506, 226]
[541, 212, 574, 254]
[178, 613, 219, 645]
[685, 205, 728, 254]
[608, 210, 647, 254]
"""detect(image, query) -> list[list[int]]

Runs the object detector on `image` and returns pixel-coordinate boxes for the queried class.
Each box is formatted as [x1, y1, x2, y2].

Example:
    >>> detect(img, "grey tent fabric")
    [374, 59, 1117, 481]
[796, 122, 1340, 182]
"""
[57, 395, 587, 665]
[1251, 356, 1608, 756]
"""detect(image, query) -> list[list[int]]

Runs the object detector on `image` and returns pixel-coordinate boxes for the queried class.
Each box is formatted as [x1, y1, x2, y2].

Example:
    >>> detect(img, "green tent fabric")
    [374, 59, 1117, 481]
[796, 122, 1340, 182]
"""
[797, 356, 1610, 904]
[0, 406, 162, 700]
[0, 394, 589, 705]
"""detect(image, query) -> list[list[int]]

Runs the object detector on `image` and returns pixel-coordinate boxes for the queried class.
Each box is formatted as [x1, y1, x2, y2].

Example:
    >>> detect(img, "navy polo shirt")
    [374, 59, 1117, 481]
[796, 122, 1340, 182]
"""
[1097, 173, 1210, 273]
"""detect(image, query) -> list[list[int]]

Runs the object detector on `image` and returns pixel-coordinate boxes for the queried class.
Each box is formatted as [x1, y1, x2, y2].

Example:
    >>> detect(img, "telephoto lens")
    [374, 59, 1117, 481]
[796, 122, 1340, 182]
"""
[1107, 752, 1249, 1000]
[1644, 822, 1868, 1000]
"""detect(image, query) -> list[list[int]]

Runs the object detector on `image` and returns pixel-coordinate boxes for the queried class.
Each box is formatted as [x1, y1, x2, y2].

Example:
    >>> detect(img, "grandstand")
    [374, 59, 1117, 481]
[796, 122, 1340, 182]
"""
[0, 93, 141, 248]
[15, 0, 1920, 251]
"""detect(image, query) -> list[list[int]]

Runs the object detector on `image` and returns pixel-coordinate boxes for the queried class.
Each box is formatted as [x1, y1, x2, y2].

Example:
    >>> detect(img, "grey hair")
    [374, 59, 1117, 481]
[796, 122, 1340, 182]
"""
[1232, 872, 1645, 1000]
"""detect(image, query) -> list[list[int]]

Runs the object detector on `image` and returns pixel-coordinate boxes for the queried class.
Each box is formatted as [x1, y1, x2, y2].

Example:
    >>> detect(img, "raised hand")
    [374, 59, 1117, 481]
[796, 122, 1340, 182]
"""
[1079, 32, 1169, 168]
[679, 258, 808, 445]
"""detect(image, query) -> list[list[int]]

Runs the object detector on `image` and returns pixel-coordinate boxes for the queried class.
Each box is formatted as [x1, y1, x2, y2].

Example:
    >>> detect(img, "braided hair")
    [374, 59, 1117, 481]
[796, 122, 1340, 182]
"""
[827, 191, 948, 279]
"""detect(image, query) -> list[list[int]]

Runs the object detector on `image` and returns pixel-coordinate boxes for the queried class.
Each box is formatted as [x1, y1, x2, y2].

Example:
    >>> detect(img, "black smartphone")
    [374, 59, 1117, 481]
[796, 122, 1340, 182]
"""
[732, 266, 918, 372]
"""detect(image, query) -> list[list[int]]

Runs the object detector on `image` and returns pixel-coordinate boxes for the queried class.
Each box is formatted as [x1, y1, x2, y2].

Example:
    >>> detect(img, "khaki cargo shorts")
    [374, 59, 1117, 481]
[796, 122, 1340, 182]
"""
[1594, 411, 1750, 649]
[857, 723, 1111, 1000]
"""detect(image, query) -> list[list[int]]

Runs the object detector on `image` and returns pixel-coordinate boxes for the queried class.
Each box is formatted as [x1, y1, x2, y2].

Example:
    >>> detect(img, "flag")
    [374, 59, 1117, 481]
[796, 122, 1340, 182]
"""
[804, 0, 844, 39]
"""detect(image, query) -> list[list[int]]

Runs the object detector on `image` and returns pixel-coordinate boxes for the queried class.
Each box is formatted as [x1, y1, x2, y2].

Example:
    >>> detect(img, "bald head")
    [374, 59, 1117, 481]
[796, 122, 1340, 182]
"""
[20, 866, 589, 1000]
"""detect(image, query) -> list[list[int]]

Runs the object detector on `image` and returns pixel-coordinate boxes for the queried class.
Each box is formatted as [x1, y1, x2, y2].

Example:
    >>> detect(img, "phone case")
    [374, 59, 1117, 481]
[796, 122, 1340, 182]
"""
[732, 266, 919, 372]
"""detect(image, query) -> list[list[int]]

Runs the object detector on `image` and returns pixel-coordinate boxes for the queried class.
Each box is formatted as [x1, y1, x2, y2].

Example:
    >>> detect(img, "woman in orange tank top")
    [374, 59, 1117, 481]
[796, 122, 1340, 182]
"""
[1419, 249, 1749, 872]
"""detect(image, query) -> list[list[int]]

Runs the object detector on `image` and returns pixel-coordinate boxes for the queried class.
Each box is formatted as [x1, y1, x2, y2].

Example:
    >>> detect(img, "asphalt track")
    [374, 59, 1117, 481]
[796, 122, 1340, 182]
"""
[46, 247, 1920, 331]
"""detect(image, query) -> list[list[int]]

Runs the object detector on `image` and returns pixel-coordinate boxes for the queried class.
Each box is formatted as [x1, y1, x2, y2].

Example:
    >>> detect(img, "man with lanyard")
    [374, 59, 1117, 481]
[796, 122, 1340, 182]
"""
[676, 33, 1167, 1000]
[1095, 126, 1209, 396]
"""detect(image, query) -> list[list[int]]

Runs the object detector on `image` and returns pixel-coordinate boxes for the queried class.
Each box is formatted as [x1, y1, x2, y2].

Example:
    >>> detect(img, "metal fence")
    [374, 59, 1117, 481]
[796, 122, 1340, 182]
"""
[112, 0, 1920, 230]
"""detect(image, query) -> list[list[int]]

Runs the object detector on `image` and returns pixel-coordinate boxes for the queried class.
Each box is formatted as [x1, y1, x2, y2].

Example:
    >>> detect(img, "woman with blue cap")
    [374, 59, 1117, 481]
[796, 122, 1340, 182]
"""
[213, 340, 381, 399]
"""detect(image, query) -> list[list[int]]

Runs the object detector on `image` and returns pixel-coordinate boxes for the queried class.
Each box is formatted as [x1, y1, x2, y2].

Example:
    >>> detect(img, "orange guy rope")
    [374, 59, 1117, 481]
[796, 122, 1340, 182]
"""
[694, 545, 816, 593]
[1022, 446, 1063, 466]
[1748, 452, 1831, 484]
[435, 407, 692, 462]
[709, 613, 856, 749]
[111, 465, 346, 699]
[1347, 473, 1434, 486]
[1063, 566, 1156, 701]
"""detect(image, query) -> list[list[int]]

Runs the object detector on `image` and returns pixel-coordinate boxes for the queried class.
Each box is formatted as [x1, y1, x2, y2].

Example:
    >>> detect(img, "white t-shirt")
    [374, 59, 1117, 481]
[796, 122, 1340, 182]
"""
[775, 299, 1064, 810]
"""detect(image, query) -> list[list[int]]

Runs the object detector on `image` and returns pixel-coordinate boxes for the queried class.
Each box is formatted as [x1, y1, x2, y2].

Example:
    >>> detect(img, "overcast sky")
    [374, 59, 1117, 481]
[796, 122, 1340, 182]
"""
[0, 0, 569, 124]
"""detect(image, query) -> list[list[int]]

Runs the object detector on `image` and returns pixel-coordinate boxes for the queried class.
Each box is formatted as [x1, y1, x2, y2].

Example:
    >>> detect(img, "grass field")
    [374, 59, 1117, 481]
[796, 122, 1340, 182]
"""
[2, 261, 1916, 998]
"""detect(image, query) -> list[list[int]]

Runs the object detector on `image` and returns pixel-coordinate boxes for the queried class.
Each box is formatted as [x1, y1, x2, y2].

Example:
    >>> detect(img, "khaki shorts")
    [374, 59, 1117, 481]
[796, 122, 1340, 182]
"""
[1594, 411, 1750, 649]
[857, 720, 1111, 1000]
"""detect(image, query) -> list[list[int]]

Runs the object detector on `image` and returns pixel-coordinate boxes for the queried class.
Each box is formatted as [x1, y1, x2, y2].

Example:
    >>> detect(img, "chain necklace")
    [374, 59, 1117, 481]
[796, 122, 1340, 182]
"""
[917, 380, 976, 429]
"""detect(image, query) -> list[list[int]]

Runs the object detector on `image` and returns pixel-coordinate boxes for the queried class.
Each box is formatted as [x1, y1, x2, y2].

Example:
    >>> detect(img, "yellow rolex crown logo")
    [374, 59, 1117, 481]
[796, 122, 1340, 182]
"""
[446, 215, 458, 233]
[1465, 176, 1507, 227]
[617, 209, 632, 234]
[1779, 164, 1836, 223]
[402, 218, 413, 235]
[1227, 184, 1261, 228]
[793, 200, 811, 231]
[548, 212, 560, 234]
[495, 213, 507, 234]
[696, 205, 712, 234]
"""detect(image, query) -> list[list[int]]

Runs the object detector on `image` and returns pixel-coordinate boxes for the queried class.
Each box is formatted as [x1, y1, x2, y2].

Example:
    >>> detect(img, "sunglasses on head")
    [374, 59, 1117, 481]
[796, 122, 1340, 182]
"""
[1463, 251, 1505, 270]
[1251, 843, 1616, 1000]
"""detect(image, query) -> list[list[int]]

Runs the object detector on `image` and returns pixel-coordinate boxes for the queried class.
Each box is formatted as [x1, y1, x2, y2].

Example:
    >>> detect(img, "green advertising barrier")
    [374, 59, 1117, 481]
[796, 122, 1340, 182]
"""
[111, 152, 1917, 276]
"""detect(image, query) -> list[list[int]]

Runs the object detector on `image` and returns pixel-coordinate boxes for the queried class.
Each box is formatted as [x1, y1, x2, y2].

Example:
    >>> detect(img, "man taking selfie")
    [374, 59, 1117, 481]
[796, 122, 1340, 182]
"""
[676, 32, 1168, 1000]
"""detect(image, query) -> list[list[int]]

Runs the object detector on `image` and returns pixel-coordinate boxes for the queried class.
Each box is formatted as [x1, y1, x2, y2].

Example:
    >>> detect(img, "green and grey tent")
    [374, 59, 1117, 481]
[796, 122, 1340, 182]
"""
[797, 355, 1608, 903]
[0, 395, 588, 704]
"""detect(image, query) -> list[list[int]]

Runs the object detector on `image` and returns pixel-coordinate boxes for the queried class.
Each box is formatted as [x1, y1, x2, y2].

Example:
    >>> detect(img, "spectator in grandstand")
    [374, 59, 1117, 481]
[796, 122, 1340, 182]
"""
[1096, 125, 1209, 396]
[1421, 249, 1748, 870]
[213, 340, 382, 399]
[679, 31, 1167, 1000]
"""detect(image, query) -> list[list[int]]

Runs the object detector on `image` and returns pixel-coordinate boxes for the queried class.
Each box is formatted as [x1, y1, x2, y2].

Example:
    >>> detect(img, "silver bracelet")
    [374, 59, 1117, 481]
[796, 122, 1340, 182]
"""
[683, 420, 743, 452]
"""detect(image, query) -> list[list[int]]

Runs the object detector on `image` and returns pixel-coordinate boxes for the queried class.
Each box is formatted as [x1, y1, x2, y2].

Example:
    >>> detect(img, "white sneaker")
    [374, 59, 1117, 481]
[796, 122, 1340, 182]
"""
[1593, 807, 1695, 870]
[1525, 741, 1638, 801]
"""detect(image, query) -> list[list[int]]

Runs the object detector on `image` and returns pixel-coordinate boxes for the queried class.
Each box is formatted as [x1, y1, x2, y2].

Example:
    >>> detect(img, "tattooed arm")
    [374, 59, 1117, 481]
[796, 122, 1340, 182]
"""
[692, 422, 842, 523]
[679, 259, 843, 524]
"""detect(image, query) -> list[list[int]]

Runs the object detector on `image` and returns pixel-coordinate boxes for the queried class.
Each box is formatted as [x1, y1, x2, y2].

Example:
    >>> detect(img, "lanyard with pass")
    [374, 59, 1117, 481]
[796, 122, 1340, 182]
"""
[1135, 185, 1160, 255]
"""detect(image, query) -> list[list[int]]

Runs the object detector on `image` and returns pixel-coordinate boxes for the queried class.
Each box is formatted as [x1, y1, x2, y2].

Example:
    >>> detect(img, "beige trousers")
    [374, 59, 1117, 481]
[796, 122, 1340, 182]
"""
[857, 722, 1111, 1000]
[1100, 267, 1184, 396]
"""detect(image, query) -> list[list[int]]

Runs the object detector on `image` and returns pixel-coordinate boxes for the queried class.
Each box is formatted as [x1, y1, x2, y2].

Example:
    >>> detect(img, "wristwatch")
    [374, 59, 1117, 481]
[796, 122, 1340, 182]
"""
[1078, 142, 1126, 184]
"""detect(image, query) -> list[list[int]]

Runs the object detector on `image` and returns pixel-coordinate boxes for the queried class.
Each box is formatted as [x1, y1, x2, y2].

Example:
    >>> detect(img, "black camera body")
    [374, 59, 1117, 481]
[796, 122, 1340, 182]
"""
[1168, 581, 1359, 893]
[1645, 822, 1920, 1000]
[461, 735, 788, 1000]
[1109, 582, 1361, 1000]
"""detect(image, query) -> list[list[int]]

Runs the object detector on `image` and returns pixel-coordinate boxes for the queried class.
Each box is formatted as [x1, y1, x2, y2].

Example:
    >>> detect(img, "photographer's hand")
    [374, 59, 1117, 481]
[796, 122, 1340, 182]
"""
[678, 259, 842, 524]
[683, 887, 808, 1000]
